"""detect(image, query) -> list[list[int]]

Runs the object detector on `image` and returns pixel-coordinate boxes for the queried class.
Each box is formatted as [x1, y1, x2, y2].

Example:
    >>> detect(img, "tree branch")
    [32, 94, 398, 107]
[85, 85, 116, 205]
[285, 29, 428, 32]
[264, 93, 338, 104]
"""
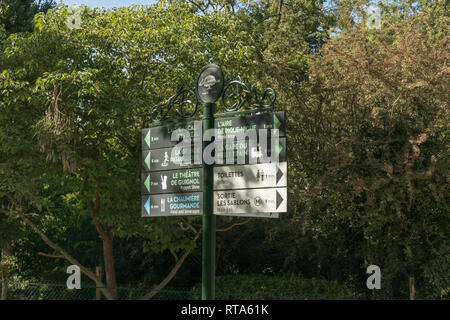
[140, 230, 201, 300]
[11, 209, 114, 300]
[170, 250, 179, 263]
[178, 220, 199, 235]
[217, 219, 250, 232]
[38, 252, 64, 259]
[117, 133, 138, 158]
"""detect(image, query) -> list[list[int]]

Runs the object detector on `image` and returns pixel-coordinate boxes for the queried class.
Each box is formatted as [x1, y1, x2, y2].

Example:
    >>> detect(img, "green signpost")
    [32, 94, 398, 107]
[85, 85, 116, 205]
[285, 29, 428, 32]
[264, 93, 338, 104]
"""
[141, 64, 287, 300]
[201, 101, 216, 300]
[197, 64, 224, 300]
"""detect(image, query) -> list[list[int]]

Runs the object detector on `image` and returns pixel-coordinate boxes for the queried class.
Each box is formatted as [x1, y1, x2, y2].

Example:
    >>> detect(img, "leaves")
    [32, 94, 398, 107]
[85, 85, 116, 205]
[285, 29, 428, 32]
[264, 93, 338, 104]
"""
[286, 6, 449, 297]
[0, 1, 447, 299]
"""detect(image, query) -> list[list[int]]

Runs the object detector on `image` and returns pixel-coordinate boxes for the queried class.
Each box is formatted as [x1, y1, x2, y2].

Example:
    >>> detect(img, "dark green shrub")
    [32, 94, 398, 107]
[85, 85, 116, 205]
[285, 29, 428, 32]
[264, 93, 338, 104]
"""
[191, 274, 353, 300]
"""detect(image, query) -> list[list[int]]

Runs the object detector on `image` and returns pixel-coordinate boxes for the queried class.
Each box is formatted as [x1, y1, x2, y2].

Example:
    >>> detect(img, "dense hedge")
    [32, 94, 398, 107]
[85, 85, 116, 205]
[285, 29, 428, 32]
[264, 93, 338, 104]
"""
[191, 274, 353, 299]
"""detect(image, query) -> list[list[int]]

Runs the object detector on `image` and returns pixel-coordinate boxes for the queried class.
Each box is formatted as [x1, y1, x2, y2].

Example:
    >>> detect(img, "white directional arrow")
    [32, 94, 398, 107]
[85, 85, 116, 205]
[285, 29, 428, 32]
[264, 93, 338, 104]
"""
[213, 162, 287, 190]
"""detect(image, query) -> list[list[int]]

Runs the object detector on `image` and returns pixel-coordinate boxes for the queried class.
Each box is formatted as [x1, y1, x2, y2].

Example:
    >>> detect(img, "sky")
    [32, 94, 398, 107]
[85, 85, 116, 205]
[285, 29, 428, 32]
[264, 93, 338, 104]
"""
[60, 0, 156, 9]
[60, 0, 384, 12]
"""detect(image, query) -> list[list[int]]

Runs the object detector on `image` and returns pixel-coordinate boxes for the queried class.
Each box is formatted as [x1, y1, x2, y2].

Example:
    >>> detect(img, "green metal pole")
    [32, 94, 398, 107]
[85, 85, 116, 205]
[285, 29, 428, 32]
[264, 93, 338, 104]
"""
[202, 102, 216, 300]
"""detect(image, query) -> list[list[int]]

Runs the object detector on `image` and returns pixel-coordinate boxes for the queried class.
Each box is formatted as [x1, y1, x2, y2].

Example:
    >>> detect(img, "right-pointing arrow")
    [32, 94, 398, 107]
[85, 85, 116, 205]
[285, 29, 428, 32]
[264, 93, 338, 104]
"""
[273, 114, 281, 132]
[276, 190, 283, 210]
[276, 140, 283, 156]
[276, 166, 283, 184]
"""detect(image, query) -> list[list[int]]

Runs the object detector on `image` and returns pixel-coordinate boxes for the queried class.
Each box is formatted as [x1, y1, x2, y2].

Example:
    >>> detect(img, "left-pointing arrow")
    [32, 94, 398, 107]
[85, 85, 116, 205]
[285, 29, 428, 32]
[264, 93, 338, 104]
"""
[145, 130, 151, 148]
[144, 175, 150, 192]
[144, 197, 151, 216]
[145, 152, 151, 170]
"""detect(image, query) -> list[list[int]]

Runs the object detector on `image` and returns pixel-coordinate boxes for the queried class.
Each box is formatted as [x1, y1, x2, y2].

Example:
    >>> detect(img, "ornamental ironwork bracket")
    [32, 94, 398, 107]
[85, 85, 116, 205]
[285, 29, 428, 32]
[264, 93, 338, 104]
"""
[151, 87, 199, 123]
[220, 76, 277, 113]
[150, 76, 277, 124]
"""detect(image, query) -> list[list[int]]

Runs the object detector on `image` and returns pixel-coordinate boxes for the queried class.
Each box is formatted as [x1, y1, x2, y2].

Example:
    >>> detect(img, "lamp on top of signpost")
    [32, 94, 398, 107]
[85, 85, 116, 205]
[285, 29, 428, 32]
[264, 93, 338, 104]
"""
[196, 64, 225, 105]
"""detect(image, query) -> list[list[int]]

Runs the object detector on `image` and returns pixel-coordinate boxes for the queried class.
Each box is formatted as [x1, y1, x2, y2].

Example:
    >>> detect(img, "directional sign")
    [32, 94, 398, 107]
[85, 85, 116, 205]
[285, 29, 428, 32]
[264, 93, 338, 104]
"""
[142, 144, 202, 172]
[213, 188, 287, 215]
[215, 112, 285, 139]
[214, 137, 287, 165]
[142, 168, 203, 194]
[142, 192, 203, 217]
[213, 162, 287, 190]
[142, 121, 202, 150]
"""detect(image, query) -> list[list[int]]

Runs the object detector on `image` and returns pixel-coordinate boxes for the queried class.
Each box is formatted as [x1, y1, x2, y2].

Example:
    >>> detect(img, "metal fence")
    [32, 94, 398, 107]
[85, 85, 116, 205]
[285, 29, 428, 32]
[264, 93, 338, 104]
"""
[0, 280, 420, 300]
[0, 281, 328, 300]
[0, 281, 193, 300]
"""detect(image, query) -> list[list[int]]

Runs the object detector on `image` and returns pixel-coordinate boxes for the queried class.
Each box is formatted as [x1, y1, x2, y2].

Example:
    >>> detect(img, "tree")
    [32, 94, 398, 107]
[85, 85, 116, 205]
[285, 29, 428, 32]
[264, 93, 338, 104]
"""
[0, 0, 55, 35]
[0, 0, 56, 300]
[287, 6, 449, 297]
[0, 2, 262, 299]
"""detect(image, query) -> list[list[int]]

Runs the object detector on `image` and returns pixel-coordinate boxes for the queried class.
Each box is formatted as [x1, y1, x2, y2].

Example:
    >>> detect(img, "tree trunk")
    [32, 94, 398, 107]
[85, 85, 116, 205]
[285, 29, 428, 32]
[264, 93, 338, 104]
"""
[88, 196, 118, 300]
[1, 244, 12, 300]
[409, 277, 415, 300]
[102, 235, 118, 300]
[95, 266, 103, 300]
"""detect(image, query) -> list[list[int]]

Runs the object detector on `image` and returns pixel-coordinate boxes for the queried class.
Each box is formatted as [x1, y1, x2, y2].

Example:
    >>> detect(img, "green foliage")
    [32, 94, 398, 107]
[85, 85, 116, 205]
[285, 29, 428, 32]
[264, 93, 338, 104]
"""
[191, 274, 353, 299]
[0, 0, 55, 35]
[0, 1, 447, 300]
[288, 8, 449, 298]
[328, 0, 449, 31]
[0, 1, 281, 292]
